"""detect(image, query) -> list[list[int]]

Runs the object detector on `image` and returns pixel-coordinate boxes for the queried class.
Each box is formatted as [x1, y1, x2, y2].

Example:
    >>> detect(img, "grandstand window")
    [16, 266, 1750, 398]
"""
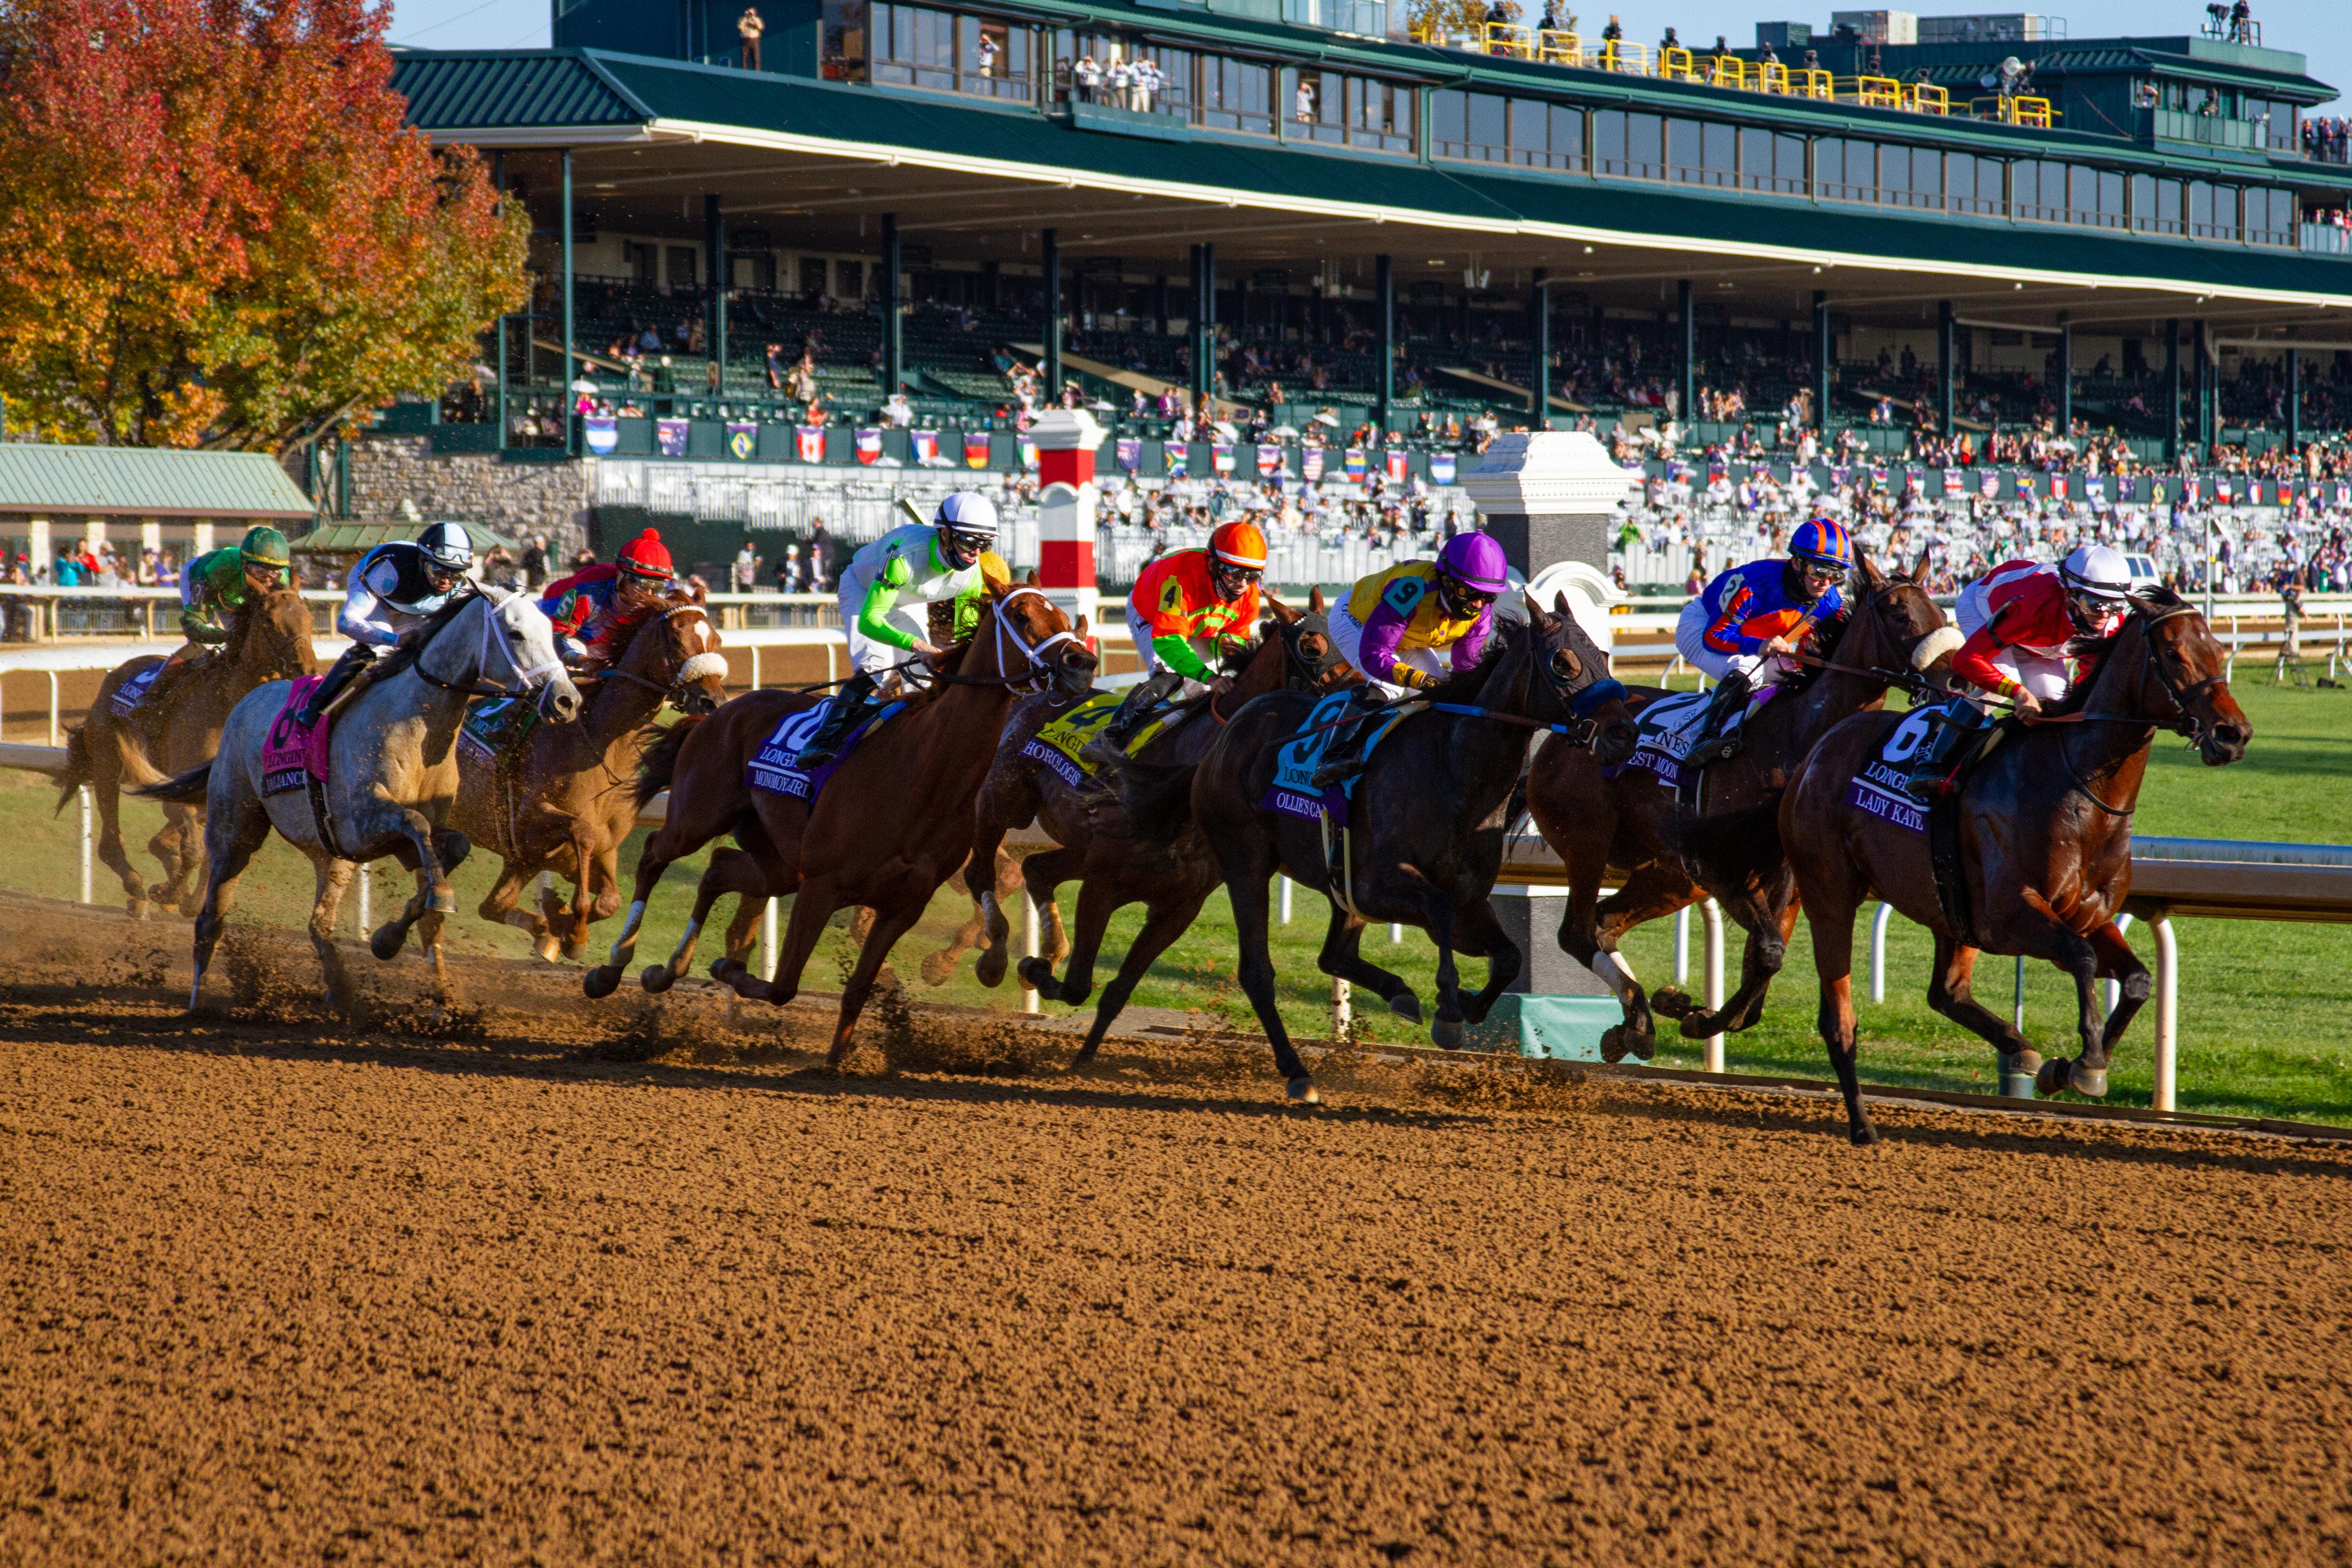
[866, 5, 1033, 99]
[2191, 181, 2240, 242]
[798, 257, 829, 298]
[1346, 76, 1415, 153]
[1593, 110, 1663, 180]
[1430, 90, 1506, 162]
[2076, 167, 2124, 229]
[1512, 102, 1584, 171]
[1816, 138, 1881, 204]
[1201, 55, 1275, 137]
[1138, 44, 1193, 119]
[1945, 151, 2002, 215]
[2014, 160, 2067, 223]
[1737, 127, 1805, 195]
[1879, 144, 1941, 209]
[1666, 119, 1734, 187]
[2131, 174, 2184, 236]
[2246, 187, 2297, 247]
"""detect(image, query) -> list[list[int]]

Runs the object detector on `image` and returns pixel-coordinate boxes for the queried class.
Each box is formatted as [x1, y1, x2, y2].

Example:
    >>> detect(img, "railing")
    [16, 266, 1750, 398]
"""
[2144, 105, 2258, 148]
[2301, 222, 2352, 256]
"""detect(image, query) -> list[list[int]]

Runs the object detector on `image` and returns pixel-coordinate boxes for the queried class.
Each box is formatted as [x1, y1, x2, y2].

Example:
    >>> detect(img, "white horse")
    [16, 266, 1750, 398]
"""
[144, 586, 582, 1011]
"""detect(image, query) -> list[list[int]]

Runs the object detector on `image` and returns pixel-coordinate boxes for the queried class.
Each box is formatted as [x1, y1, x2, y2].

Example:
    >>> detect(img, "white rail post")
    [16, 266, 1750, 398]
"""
[1331, 974, 1351, 1035]
[1022, 890, 1040, 1015]
[1870, 901, 1893, 1003]
[2153, 914, 2179, 1113]
[750, 645, 761, 690]
[1702, 897, 1725, 1073]
[760, 897, 778, 982]
[77, 785, 92, 904]
[356, 860, 371, 935]
[1673, 905, 1690, 985]
[47, 670, 60, 748]
[2105, 911, 2135, 1014]
[1390, 922, 1402, 943]
[2013, 952, 2027, 1033]
[1279, 875, 1293, 925]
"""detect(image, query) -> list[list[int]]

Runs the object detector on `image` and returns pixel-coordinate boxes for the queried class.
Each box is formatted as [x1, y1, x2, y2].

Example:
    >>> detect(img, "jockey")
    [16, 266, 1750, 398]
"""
[540, 529, 676, 666]
[795, 492, 1009, 768]
[1082, 520, 1266, 765]
[1900, 544, 2130, 796]
[296, 521, 475, 726]
[1678, 515, 1851, 764]
[171, 526, 292, 664]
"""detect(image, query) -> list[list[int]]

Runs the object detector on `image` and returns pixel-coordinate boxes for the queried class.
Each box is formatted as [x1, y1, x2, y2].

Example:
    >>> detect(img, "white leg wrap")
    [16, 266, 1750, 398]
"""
[1588, 950, 1638, 1002]
[666, 918, 703, 967]
[607, 900, 646, 965]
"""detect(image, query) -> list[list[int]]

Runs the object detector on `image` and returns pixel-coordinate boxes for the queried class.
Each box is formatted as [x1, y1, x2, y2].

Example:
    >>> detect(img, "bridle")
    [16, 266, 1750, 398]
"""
[415, 593, 565, 701]
[2054, 599, 2221, 815]
[929, 586, 1083, 697]
[593, 606, 725, 711]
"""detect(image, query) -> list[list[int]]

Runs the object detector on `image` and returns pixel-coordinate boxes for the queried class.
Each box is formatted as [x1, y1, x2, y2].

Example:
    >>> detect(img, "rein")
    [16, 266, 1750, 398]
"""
[415, 594, 563, 700]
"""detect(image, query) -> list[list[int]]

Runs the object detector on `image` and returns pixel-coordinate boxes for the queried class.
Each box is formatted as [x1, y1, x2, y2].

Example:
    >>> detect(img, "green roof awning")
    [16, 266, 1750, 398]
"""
[293, 521, 523, 555]
[0, 443, 315, 519]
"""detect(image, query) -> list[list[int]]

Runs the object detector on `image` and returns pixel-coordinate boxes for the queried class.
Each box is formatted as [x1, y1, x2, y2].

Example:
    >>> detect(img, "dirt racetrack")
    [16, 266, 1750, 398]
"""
[3, 891, 2349, 1566]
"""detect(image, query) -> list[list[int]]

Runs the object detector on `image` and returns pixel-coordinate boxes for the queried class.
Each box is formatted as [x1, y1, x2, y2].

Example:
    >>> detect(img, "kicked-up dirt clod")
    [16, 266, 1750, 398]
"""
[1, 894, 2349, 1565]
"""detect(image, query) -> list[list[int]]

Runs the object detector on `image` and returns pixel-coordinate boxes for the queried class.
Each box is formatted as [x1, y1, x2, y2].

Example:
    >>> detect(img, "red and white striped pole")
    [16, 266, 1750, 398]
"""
[1030, 409, 1103, 637]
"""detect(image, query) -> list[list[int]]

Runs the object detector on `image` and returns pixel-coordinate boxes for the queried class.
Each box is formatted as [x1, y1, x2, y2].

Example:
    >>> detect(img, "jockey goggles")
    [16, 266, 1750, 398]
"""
[942, 527, 994, 565]
[1210, 560, 1261, 597]
[1437, 576, 1499, 618]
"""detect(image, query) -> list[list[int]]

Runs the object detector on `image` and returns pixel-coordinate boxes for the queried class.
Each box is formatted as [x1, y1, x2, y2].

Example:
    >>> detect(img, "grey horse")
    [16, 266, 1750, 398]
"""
[142, 585, 582, 1012]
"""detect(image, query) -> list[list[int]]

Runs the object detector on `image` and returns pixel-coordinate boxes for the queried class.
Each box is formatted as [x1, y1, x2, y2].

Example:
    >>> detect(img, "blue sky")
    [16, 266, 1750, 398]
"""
[384, 0, 2351, 97]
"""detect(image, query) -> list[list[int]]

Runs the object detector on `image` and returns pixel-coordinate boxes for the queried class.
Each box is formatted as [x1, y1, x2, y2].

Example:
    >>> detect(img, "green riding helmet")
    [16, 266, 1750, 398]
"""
[240, 526, 292, 572]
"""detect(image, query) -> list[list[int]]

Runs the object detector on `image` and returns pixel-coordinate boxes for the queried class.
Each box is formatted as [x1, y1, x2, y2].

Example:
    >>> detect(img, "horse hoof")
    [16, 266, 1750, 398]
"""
[127, 899, 149, 922]
[1850, 1122, 1882, 1147]
[1285, 1076, 1321, 1104]
[1599, 1025, 1631, 1065]
[708, 958, 749, 992]
[1388, 991, 1424, 1025]
[2069, 1063, 2110, 1099]
[430, 883, 458, 914]
[582, 965, 621, 1000]
[1650, 986, 1693, 1020]
[1016, 956, 1056, 995]
[1627, 1027, 1658, 1063]
[2034, 1056, 2072, 1097]
[640, 964, 677, 995]
[975, 949, 1008, 989]
[1431, 1016, 1465, 1051]
[533, 934, 561, 963]
[369, 922, 407, 962]
[920, 951, 956, 988]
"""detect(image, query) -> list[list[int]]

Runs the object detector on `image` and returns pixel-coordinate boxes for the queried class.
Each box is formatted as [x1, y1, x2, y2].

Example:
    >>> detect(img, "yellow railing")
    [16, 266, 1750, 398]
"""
[1702, 53, 1746, 88]
[1656, 45, 1696, 81]
[1970, 93, 2057, 126]
[1481, 20, 1534, 58]
[1902, 81, 1950, 114]
[1592, 37, 1651, 73]
[1536, 27, 1580, 64]
[1789, 66, 1834, 99]
[1838, 74, 1903, 108]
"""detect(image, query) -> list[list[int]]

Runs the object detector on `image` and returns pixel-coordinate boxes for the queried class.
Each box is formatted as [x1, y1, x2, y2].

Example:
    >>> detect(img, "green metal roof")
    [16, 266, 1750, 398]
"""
[0, 443, 315, 519]
[388, 49, 650, 129]
[293, 521, 522, 554]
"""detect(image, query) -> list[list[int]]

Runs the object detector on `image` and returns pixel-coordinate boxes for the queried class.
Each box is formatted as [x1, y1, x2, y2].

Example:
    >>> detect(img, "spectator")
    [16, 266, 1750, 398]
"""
[738, 6, 764, 70]
[732, 540, 760, 593]
[806, 519, 837, 591]
[519, 532, 547, 590]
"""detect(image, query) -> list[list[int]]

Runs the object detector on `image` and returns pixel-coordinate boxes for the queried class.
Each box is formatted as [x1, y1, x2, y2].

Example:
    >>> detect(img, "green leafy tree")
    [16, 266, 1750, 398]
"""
[0, 0, 528, 453]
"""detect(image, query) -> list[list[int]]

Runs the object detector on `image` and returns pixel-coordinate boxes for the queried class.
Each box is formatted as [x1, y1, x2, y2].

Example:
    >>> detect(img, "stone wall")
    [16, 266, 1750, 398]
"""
[346, 435, 591, 556]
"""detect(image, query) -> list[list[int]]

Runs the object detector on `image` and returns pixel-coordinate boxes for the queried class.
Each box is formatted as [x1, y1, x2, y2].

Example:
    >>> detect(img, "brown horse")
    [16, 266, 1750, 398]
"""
[453, 595, 729, 960]
[55, 585, 318, 917]
[962, 590, 1354, 1066]
[1782, 588, 2250, 1144]
[1117, 597, 1638, 1102]
[1527, 554, 1957, 1060]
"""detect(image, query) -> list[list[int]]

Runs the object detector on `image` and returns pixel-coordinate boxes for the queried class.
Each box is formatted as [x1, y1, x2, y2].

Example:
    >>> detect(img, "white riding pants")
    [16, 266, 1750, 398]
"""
[1955, 581, 2070, 703]
[839, 590, 927, 681]
[1328, 600, 1447, 700]
[1122, 602, 1213, 692]
[1674, 599, 1787, 691]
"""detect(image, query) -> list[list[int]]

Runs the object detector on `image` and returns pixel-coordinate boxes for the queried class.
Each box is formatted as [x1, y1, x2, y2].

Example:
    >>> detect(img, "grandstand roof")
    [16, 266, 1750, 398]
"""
[0, 444, 314, 520]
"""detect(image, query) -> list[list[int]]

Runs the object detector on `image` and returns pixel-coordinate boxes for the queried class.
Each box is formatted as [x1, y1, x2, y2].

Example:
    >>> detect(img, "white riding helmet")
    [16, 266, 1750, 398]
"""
[2059, 544, 2131, 601]
[935, 493, 1000, 537]
[417, 520, 475, 574]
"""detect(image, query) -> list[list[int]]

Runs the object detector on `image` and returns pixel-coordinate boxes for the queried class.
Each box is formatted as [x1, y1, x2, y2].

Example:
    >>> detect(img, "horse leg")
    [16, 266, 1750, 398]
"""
[1670, 876, 1796, 1040]
[821, 896, 928, 1068]
[585, 813, 706, 999]
[1807, 893, 1877, 1146]
[1314, 896, 1424, 1027]
[661, 846, 765, 993]
[1584, 865, 1696, 1063]
[360, 803, 452, 964]
[1211, 833, 1319, 1102]
[2089, 920, 2153, 1065]
[2032, 918, 2114, 1099]
[1069, 892, 1209, 1068]
[964, 837, 1014, 989]
[308, 856, 357, 1013]
[1924, 939, 2038, 1085]
[417, 829, 470, 1006]
[187, 789, 274, 1014]
[1448, 892, 1520, 1030]
[1028, 864, 1121, 1009]
[922, 852, 988, 988]
[1009, 845, 1084, 995]
[87, 760, 148, 918]
[481, 858, 558, 962]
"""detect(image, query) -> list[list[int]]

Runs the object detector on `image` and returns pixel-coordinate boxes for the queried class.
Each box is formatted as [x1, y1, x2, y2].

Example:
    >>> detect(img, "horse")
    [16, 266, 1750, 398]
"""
[962, 590, 1354, 1067]
[453, 593, 730, 961]
[586, 583, 1096, 1066]
[55, 585, 317, 918]
[1526, 552, 1958, 1061]
[1782, 587, 2250, 1144]
[1117, 595, 1638, 1102]
[139, 588, 582, 1011]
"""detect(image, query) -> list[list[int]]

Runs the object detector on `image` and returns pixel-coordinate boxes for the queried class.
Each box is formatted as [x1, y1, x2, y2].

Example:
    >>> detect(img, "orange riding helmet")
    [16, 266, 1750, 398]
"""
[1207, 520, 1266, 602]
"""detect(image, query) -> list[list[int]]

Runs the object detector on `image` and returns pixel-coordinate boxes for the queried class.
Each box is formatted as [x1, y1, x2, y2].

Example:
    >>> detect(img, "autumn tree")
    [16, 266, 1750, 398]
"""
[0, 0, 528, 453]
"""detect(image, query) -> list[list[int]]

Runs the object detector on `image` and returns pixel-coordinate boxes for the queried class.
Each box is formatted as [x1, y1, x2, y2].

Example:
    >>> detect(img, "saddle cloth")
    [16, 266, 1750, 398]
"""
[1021, 689, 1176, 790]
[1844, 701, 2006, 833]
[1621, 690, 1709, 790]
[260, 677, 331, 799]
[745, 696, 904, 803]
[1260, 690, 1414, 829]
[457, 696, 543, 767]
[110, 662, 164, 720]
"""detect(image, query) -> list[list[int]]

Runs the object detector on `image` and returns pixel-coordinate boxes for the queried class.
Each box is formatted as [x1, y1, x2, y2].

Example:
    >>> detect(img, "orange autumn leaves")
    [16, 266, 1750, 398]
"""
[0, 0, 527, 451]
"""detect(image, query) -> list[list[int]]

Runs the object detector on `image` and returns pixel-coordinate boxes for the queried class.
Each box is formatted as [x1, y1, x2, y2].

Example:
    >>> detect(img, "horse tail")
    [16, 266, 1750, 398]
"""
[135, 761, 214, 805]
[51, 726, 93, 815]
[636, 715, 705, 809]
[1112, 756, 1200, 846]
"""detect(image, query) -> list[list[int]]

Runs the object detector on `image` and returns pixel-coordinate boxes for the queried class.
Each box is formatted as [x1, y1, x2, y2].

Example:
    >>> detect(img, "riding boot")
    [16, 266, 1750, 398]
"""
[1308, 690, 1386, 790]
[1686, 668, 1752, 766]
[794, 672, 878, 768]
[1901, 701, 1986, 800]
[297, 643, 373, 727]
[1080, 668, 1183, 769]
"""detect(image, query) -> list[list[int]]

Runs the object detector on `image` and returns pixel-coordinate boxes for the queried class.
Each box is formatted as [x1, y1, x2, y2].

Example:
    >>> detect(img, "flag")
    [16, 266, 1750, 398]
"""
[2244, 481, 2262, 506]
[797, 424, 827, 463]
[583, 415, 619, 456]
[911, 429, 939, 465]
[1116, 437, 1140, 472]
[2015, 476, 2035, 500]
[1385, 451, 1409, 482]
[1018, 437, 1039, 470]
[1256, 443, 1282, 477]
[1344, 448, 1366, 482]
[2335, 482, 2349, 506]
[656, 418, 689, 457]
[2215, 478, 2232, 503]
[726, 421, 758, 461]
[964, 432, 992, 468]
[1942, 467, 1962, 497]
[1213, 444, 1235, 475]
[854, 428, 883, 465]
[1429, 452, 1457, 484]
[2049, 474, 2068, 499]
[1164, 444, 1188, 479]
[2184, 478, 2201, 505]
[1302, 447, 1325, 481]
[1979, 471, 1998, 498]
[2087, 478, 2106, 501]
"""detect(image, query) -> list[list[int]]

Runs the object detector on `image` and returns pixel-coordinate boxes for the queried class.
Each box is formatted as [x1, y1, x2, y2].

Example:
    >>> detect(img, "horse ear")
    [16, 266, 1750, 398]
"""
[1910, 548, 1931, 585]
[1856, 551, 1882, 590]
[1309, 585, 1326, 614]
[1073, 613, 1089, 640]
[1024, 568, 1039, 587]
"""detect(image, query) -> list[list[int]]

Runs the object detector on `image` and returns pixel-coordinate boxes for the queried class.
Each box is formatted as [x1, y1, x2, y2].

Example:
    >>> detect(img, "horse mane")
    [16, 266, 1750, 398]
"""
[2043, 591, 2178, 718]
[596, 587, 697, 665]
[371, 587, 481, 683]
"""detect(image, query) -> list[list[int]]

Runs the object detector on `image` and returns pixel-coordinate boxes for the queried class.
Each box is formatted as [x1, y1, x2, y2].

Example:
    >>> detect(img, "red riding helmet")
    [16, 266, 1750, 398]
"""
[617, 529, 675, 582]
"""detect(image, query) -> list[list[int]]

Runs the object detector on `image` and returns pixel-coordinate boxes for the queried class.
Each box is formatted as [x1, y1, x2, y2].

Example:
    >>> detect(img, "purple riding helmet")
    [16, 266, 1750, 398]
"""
[1435, 531, 1511, 618]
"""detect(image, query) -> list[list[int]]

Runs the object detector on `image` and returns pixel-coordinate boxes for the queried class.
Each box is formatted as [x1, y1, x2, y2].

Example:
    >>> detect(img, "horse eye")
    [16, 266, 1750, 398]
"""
[1550, 648, 1582, 681]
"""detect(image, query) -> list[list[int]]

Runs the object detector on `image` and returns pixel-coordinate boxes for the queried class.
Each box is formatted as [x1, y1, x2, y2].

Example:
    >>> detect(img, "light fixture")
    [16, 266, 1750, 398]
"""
[1583, 245, 1595, 253]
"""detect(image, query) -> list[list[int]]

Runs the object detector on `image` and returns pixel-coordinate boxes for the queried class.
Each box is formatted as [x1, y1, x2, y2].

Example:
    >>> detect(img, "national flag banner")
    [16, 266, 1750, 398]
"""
[1385, 451, 1409, 482]
[854, 428, 883, 465]
[2015, 475, 2035, 500]
[964, 432, 992, 469]
[583, 415, 619, 456]
[1870, 466, 1888, 487]
[1019, 438, 1039, 470]
[911, 429, 939, 465]
[1979, 471, 1998, 498]
[2335, 482, 2350, 506]
[1344, 448, 1367, 482]
[2087, 478, 2106, 501]
[1429, 452, 1457, 485]
[1164, 444, 1188, 478]
[797, 424, 827, 463]
[1829, 466, 1849, 487]
[726, 421, 758, 461]
[1942, 467, 1962, 497]
[2184, 478, 2201, 505]
[1213, 444, 1235, 475]
[1257, 443, 1282, 477]
[1302, 447, 1326, 481]
[2049, 475, 2068, 499]
[2245, 481, 2262, 506]
[1116, 437, 1140, 472]
[656, 418, 689, 457]
[2215, 478, 2232, 503]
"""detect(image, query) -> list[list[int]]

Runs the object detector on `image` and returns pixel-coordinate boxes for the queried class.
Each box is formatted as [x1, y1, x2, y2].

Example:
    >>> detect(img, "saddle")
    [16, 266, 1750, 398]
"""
[745, 694, 905, 805]
[456, 695, 544, 768]
[261, 676, 346, 858]
[1025, 689, 1179, 790]
[1261, 691, 1417, 916]
[1853, 699, 2011, 946]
